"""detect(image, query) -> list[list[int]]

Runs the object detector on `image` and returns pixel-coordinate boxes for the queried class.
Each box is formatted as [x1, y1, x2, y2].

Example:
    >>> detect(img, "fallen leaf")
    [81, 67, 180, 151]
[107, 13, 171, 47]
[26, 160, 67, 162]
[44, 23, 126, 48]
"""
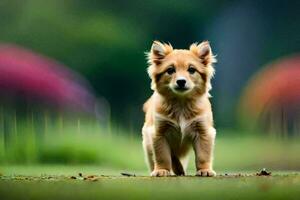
[121, 172, 136, 177]
[256, 168, 271, 176]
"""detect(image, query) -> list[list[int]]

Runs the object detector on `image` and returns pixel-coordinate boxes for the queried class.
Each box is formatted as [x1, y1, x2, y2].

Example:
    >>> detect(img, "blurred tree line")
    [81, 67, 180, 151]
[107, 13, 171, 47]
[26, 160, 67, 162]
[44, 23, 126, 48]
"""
[0, 0, 299, 131]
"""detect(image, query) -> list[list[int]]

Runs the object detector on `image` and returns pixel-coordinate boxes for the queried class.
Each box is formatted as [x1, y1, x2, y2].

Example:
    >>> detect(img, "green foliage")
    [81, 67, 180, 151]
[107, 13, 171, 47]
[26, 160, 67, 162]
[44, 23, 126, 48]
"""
[1, 115, 300, 171]
[39, 133, 144, 169]
[0, 115, 145, 169]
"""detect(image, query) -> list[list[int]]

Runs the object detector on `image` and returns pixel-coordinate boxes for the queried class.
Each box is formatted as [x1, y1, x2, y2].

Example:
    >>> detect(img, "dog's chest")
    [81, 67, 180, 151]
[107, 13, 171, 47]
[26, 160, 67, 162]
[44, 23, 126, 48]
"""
[167, 115, 196, 140]
[155, 112, 204, 139]
[178, 115, 191, 135]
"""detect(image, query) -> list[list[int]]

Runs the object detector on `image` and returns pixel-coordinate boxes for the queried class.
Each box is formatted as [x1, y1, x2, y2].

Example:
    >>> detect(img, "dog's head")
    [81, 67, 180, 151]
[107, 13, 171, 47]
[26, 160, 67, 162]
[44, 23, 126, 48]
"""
[147, 41, 216, 98]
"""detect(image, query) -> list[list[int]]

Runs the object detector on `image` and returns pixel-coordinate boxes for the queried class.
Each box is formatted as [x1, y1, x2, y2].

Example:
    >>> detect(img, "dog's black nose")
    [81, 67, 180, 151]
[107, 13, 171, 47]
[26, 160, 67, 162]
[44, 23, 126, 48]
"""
[176, 79, 186, 88]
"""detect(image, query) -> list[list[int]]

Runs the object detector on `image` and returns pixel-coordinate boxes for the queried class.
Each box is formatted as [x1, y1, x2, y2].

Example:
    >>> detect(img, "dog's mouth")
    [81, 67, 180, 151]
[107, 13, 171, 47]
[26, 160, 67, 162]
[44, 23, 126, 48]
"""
[173, 87, 190, 93]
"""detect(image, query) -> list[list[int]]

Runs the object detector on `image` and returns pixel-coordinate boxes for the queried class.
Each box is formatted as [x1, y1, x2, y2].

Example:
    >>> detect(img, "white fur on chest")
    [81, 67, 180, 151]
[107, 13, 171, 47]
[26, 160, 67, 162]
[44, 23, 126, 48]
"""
[178, 115, 191, 136]
[155, 113, 206, 138]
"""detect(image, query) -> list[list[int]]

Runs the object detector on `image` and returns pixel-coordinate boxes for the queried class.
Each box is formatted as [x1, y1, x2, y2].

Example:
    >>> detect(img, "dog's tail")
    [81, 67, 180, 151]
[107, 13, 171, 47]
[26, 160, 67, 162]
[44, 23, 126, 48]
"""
[171, 154, 185, 176]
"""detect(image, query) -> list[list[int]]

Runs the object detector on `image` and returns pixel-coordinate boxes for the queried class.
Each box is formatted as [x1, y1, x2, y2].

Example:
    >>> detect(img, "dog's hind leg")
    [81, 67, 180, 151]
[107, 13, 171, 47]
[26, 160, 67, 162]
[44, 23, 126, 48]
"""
[180, 155, 190, 173]
[171, 154, 185, 176]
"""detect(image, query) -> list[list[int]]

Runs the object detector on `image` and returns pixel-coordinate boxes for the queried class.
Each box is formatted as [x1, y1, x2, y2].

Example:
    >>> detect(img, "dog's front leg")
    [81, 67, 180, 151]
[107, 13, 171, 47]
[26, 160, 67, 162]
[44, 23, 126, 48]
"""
[193, 127, 216, 177]
[151, 135, 172, 177]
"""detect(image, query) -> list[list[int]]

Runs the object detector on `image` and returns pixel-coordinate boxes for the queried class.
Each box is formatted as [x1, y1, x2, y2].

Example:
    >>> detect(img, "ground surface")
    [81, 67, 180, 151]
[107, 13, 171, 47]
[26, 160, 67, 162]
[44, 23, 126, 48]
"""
[0, 166, 300, 200]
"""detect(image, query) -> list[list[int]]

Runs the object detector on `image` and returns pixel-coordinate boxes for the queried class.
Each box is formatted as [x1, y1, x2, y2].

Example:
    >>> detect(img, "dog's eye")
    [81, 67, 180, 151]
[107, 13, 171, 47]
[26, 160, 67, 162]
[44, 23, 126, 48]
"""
[166, 66, 175, 75]
[188, 66, 196, 74]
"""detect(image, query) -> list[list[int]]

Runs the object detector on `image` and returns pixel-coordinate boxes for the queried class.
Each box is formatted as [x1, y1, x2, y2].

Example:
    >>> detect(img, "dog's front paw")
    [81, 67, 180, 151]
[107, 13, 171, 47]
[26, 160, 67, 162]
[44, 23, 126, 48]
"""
[151, 169, 170, 177]
[196, 169, 216, 177]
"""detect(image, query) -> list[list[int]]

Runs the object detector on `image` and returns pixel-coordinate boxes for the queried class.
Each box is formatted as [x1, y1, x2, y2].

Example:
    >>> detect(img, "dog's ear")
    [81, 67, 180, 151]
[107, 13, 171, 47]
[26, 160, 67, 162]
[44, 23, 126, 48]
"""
[147, 41, 173, 65]
[190, 41, 216, 66]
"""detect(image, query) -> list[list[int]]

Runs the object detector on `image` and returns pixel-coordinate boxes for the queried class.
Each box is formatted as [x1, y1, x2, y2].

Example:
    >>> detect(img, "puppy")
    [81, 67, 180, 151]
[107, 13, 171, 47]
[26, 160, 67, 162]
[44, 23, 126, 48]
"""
[142, 41, 217, 177]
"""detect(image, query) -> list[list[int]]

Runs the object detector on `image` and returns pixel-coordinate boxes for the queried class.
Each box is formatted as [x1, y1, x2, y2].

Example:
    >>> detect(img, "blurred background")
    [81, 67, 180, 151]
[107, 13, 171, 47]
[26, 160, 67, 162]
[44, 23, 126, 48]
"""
[0, 0, 299, 173]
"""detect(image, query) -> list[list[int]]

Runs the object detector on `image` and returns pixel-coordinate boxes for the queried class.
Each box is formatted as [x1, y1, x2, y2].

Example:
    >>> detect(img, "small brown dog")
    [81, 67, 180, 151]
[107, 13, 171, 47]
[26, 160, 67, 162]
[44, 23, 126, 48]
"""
[142, 41, 217, 177]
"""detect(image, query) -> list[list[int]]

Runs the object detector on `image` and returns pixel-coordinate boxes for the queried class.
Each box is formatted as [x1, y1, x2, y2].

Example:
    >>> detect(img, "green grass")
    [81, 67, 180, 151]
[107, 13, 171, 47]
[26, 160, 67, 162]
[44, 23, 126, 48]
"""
[0, 166, 300, 200]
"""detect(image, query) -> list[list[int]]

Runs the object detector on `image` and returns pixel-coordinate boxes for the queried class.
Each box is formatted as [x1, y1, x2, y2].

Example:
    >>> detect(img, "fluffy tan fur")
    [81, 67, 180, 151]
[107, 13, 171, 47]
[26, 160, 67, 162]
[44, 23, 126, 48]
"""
[142, 41, 217, 177]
